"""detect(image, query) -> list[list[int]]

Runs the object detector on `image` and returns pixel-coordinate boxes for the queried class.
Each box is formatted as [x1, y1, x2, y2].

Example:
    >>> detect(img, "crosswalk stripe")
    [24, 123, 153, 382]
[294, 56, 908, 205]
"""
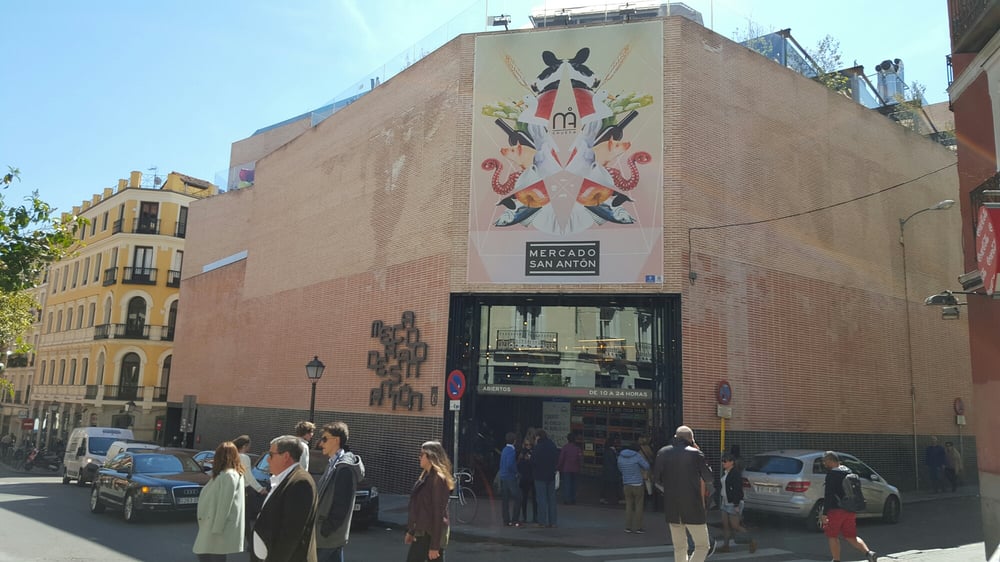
[569, 546, 794, 560]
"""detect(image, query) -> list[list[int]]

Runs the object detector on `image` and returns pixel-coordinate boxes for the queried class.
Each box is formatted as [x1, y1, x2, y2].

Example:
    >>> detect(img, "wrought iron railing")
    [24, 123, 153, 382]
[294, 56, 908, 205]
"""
[104, 385, 140, 400]
[151, 386, 169, 401]
[93, 323, 151, 340]
[166, 270, 181, 288]
[495, 329, 559, 352]
[122, 267, 158, 285]
[84, 385, 98, 399]
[132, 218, 160, 235]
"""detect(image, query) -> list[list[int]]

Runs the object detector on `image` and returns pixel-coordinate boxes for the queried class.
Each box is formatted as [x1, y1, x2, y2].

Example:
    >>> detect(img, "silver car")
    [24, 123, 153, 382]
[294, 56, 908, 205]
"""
[741, 450, 901, 531]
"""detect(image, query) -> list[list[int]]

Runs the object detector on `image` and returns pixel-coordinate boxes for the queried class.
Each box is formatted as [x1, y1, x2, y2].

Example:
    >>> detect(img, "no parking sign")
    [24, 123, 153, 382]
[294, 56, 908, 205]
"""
[447, 370, 466, 401]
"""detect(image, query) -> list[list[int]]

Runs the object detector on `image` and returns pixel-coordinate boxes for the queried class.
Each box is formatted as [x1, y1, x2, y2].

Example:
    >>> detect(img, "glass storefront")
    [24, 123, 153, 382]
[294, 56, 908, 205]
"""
[446, 294, 681, 483]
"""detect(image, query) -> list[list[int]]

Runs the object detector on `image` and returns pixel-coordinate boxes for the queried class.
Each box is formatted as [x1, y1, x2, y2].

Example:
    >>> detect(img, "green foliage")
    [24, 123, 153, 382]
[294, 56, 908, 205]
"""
[1, 166, 85, 293]
[811, 35, 850, 95]
[0, 378, 12, 401]
[0, 291, 36, 352]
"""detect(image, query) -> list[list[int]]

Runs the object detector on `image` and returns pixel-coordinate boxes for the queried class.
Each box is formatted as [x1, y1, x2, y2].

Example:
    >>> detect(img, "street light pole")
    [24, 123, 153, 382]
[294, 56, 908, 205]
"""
[898, 199, 954, 491]
[305, 356, 326, 423]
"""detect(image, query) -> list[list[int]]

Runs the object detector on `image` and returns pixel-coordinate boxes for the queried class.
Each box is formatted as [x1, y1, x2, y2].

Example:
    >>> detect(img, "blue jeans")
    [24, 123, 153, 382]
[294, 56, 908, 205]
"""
[560, 471, 578, 504]
[534, 480, 557, 526]
[317, 546, 344, 562]
[501, 477, 521, 524]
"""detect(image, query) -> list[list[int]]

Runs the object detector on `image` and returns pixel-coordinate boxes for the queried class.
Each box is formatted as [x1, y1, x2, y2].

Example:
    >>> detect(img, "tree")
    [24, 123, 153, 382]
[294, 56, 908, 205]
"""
[0, 290, 35, 354]
[1, 166, 84, 294]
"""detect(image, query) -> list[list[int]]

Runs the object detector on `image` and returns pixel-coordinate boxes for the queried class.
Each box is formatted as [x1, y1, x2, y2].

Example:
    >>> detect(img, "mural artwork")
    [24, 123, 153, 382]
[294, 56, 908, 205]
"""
[469, 21, 664, 283]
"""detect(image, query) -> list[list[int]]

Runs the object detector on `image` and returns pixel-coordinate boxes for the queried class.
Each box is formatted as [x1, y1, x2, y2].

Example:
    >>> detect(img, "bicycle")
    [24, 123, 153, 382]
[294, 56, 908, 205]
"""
[450, 468, 477, 524]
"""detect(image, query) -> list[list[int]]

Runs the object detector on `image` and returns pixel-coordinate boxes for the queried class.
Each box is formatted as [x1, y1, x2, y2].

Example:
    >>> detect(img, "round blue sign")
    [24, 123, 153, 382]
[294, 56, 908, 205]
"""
[447, 370, 466, 401]
[717, 380, 732, 406]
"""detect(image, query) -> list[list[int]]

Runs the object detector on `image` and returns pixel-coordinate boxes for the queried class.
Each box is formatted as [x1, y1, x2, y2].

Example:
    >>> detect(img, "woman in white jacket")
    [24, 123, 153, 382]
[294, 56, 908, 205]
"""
[193, 441, 245, 561]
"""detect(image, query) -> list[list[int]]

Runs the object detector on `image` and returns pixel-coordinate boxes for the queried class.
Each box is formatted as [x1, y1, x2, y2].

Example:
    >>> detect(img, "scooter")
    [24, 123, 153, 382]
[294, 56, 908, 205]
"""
[24, 447, 62, 472]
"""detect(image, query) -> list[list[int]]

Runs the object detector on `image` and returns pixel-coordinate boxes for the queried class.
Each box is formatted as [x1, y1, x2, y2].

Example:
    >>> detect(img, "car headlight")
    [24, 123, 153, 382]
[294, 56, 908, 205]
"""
[140, 486, 168, 497]
[369, 486, 378, 499]
[84, 458, 93, 464]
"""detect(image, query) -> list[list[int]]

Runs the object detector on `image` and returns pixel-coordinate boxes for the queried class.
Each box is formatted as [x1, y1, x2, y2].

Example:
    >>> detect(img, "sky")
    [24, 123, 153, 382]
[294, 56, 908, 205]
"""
[1, 0, 952, 217]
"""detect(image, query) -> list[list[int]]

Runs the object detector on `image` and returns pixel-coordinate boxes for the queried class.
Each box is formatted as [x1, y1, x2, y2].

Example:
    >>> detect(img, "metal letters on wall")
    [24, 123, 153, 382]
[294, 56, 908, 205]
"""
[367, 311, 429, 411]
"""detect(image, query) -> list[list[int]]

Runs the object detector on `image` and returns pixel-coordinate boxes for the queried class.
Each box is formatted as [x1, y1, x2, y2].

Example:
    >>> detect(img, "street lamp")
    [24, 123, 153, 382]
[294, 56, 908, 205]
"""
[305, 356, 326, 423]
[899, 199, 954, 491]
[123, 400, 137, 429]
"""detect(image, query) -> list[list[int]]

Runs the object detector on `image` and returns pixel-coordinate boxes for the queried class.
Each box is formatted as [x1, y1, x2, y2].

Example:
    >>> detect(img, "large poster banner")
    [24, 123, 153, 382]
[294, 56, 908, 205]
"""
[469, 21, 664, 283]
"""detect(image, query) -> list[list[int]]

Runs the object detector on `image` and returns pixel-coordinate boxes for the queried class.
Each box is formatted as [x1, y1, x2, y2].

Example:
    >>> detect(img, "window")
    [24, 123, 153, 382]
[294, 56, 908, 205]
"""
[59, 359, 66, 385]
[132, 246, 155, 282]
[82, 257, 90, 285]
[49, 360, 55, 384]
[90, 217, 96, 236]
[81, 357, 89, 385]
[138, 201, 159, 234]
[62, 265, 68, 291]
[102, 211, 108, 231]
[94, 253, 102, 282]
[120, 352, 141, 397]
[40, 362, 46, 384]
[125, 297, 147, 337]
[88, 303, 96, 326]
[103, 297, 113, 324]
[176, 206, 188, 237]
[65, 308, 73, 331]
[72, 261, 79, 287]
[46, 312, 53, 333]
[96, 354, 105, 385]
[69, 359, 77, 385]
[77, 305, 84, 329]
[161, 356, 171, 389]
[51, 270, 58, 293]
[56, 310, 63, 332]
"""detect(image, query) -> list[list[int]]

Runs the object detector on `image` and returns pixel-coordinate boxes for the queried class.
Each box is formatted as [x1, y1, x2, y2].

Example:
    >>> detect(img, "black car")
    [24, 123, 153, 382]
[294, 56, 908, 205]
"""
[89, 451, 210, 523]
[252, 450, 379, 529]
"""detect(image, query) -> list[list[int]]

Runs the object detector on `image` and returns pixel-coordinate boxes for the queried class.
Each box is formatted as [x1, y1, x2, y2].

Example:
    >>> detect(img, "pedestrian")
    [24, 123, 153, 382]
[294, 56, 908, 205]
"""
[315, 422, 364, 562]
[1, 433, 11, 460]
[600, 439, 622, 505]
[233, 435, 267, 544]
[193, 441, 246, 562]
[718, 453, 756, 553]
[944, 441, 963, 493]
[924, 436, 946, 492]
[252, 435, 318, 562]
[531, 429, 559, 528]
[819, 451, 878, 562]
[404, 441, 454, 562]
[499, 431, 522, 527]
[556, 432, 582, 505]
[652, 425, 713, 562]
[617, 441, 650, 534]
[295, 421, 316, 473]
[517, 437, 537, 524]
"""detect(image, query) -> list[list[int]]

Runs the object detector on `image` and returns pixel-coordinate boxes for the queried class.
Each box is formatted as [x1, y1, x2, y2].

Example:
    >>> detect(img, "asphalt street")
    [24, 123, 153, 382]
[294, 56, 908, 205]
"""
[0, 470, 988, 561]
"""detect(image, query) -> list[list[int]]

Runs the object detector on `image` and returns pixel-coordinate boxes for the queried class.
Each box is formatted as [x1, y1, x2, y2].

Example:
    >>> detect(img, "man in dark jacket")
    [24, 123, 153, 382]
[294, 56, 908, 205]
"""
[253, 435, 318, 562]
[531, 429, 559, 527]
[652, 425, 712, 562]
[315, 422, 364, 562]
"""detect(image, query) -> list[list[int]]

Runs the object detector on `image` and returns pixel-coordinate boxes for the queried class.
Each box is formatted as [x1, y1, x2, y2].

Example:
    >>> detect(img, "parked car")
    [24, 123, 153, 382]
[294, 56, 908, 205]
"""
[193, 450, 215, 470]
[741, 450, 901, 532]
[89, 451, 210, 523]
[251, 449, 379, 529]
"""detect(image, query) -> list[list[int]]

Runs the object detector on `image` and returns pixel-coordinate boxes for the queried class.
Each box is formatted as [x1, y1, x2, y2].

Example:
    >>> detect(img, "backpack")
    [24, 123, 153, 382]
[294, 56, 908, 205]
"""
[839, 468, 866, 513]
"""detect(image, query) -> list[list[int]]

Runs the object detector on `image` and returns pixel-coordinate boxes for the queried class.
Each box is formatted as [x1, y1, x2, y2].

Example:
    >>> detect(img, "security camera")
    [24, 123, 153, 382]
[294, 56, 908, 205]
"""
[959, 270, 983, 291]
[925, 291, 959, 306]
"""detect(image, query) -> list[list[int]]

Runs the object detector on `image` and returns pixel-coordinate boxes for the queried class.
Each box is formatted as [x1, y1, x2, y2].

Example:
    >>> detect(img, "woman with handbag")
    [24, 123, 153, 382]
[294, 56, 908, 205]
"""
[404, 441, 455, 561]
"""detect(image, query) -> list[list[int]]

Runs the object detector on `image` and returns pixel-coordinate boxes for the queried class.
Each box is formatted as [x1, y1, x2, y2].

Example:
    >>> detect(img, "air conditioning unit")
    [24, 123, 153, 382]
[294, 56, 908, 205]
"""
[959, 270, 983, 291]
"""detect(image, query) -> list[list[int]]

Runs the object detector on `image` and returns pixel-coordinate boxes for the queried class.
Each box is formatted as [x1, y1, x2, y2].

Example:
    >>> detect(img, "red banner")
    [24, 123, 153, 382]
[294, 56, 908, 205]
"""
[976, 205, 1000, 295]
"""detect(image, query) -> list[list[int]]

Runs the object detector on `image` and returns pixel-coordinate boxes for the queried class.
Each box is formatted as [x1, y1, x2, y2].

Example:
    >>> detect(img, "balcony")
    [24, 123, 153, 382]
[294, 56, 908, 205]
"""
[102, 267, 118, 286]
[152, 386, 168, 401]
[949, 0, 1000, 53]
[166, 269, 181, 288]
[84, 385, 98, 399]
[132, 218, 160, 235]
[122, 266, 157, 285]
[94, 323, 150, 340]
[103, 385, 140, 400]
[174, 222, 187, 238]
[112, 218, 123, 234]
[160, 325, 175, 341]
[495, 329, 559, 352]
[6, 354, 30, 368]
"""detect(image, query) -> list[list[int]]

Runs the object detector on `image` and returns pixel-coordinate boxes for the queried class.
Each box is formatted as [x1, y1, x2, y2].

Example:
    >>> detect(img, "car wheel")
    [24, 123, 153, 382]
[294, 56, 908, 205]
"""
[882, 495, 901, 524]
[123, 493, 140, 523]
[89, 486, 106, 514]
[62, 468, 71, 485]
[806, 499, 825, 532]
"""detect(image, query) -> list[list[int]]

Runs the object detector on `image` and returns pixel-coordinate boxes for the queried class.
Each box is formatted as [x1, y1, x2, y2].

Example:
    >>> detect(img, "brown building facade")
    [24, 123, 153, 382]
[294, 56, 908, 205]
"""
[171, 18, 971, 496]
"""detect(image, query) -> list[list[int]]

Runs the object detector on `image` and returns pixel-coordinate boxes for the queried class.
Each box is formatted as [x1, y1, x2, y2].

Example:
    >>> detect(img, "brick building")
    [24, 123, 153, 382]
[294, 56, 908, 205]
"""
[171, 17, 971, 495]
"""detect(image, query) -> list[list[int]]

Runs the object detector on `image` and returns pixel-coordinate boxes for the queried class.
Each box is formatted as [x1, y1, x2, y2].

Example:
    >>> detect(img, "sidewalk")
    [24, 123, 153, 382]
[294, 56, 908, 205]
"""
[376, 485, 981, 550]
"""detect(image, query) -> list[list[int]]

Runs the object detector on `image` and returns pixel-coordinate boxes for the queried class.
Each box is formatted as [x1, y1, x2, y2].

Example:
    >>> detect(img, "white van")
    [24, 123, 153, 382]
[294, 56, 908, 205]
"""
[62, 427, 134, 486]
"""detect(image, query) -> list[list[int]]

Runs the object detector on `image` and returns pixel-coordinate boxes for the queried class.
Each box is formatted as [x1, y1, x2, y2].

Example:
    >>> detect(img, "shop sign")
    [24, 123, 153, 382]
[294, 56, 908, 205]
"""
[478, 384, 651, 400]
[976, 205, 1000, 295]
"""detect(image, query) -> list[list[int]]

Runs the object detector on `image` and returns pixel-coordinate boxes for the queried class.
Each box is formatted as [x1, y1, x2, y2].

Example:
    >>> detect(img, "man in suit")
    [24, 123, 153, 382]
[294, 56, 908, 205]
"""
[652, 425, 713, 562]
[253, 435, 318, 562]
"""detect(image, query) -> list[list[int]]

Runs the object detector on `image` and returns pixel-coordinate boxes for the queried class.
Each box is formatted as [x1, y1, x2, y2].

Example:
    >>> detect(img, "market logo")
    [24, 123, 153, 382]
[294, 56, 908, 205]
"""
[367, 311, 429, 411]
[525, 241, 599, 276]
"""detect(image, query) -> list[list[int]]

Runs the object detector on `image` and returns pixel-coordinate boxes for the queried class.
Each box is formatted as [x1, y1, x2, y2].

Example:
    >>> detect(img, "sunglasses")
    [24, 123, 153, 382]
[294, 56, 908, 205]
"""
[319, 436, 330, 444]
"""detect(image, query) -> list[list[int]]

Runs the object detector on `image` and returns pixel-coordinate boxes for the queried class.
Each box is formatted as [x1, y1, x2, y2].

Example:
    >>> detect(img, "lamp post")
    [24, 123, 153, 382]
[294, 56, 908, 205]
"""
[305, 356, 326, 423]
[899, 199, 954, 491]
[123, 400, 137, 429]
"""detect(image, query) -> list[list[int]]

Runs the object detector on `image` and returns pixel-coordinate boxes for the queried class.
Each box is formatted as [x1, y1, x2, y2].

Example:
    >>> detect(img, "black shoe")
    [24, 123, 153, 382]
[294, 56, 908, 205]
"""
[867, 551, 878, 562]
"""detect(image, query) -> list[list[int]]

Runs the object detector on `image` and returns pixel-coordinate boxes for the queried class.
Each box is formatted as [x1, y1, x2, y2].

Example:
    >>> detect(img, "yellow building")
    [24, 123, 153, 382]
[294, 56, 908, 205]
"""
[27, 170, 216, 447]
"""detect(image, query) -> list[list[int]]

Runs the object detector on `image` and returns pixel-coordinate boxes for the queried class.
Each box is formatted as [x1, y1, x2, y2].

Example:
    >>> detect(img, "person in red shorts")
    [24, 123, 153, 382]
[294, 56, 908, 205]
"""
[819, 451, 878, 562]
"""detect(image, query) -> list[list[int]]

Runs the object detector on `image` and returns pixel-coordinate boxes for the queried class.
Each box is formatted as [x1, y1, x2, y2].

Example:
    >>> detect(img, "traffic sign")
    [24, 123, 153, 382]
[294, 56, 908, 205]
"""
[716, 380, 732, 405]
[446, 370, 466, 401]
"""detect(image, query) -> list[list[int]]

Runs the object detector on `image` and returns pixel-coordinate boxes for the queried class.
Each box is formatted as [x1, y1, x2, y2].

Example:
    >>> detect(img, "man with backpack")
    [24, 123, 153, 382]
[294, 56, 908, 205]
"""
[820, 451, 878, 562]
